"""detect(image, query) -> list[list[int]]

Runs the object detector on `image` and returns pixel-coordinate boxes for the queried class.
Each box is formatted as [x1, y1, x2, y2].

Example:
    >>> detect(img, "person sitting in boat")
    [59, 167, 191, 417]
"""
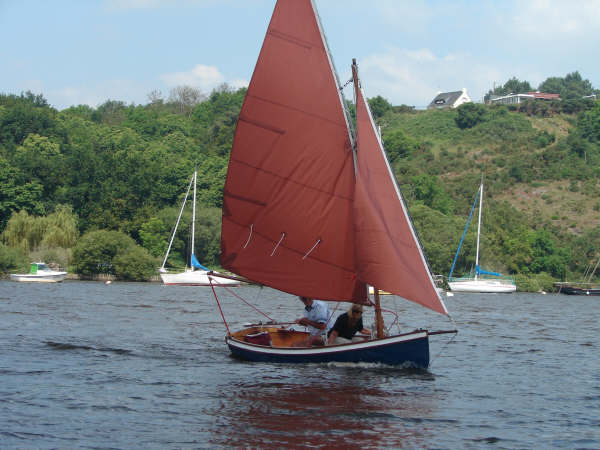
[294, 296, 333, 346]
[327, 304, 371, 346]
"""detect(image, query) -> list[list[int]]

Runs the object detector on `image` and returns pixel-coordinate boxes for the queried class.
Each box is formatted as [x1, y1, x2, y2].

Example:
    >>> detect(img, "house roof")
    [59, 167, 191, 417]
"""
[527, 92, 561, 100]
[428, 90, 464, 108]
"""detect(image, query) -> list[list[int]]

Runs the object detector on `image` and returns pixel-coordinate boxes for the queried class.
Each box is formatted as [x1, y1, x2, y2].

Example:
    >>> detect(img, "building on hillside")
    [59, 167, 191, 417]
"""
[427, 88, 471, 109]
[488, 91, 560, 105]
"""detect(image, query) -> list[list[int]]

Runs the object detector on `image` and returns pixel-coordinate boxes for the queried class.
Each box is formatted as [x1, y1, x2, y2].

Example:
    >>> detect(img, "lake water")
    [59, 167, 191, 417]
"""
[1, 280, 598, 449]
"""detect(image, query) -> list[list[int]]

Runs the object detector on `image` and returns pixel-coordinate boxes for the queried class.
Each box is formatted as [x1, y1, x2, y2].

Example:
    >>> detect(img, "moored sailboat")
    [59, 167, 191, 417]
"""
[159, 171, 241, 287]
[213, 0, 456, 368]
[448, 182, 516, 293]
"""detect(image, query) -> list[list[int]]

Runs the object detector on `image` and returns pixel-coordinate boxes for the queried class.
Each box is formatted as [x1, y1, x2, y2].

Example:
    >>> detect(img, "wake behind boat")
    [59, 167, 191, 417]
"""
[210, 0, 456, 368]
[10, 262, 67, 283]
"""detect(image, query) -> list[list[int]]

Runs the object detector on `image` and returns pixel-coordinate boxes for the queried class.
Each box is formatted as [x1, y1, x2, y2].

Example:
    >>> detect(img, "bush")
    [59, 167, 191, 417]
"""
[455, 103, 487, 129]
[113, 246, 158, 281]
[72, 230, 136, 276]
[0, 243, 27, 273]
[514, 273, 556, 292]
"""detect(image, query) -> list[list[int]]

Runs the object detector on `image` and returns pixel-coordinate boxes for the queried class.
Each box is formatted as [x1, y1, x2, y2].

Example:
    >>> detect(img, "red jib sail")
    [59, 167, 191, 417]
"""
[220, 0, 367, 303]
[353, 82, 448, 315]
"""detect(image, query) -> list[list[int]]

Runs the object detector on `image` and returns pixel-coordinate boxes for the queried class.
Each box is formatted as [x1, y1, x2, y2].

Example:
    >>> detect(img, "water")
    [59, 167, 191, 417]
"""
[1, 281, 598, 449]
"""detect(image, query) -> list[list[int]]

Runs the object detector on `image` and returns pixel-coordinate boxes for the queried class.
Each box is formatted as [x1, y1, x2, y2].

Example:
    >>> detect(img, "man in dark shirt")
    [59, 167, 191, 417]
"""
[327, 304, 371, 345]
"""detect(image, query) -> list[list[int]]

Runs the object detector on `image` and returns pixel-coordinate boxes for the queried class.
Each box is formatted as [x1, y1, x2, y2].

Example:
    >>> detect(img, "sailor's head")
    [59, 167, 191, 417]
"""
[299, 296, 313, 307]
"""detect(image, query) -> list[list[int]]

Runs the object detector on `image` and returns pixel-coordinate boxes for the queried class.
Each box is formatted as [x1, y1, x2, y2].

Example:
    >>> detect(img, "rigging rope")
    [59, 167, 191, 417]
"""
[429, 330, 458, 369]
[209, 278, 230, 335]
[339, 77, 353, 90]
[217, 283, 274, 322]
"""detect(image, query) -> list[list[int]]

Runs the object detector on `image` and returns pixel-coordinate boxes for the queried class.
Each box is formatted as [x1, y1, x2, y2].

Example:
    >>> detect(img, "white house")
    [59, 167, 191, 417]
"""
[428, 88, 471, 109]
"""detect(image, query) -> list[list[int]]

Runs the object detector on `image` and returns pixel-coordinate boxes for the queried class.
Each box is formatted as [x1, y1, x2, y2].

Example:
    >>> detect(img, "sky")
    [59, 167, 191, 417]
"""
[1, 0, 599, 110]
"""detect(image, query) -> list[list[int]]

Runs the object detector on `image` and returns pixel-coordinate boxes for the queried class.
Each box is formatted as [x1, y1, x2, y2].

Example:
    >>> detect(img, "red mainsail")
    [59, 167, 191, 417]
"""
[353, 82, 448, 315]
[221, 0, 367, 303]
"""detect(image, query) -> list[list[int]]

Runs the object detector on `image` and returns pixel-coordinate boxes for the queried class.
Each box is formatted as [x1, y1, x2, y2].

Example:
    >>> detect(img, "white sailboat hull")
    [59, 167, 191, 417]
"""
[10, 272, 67, 283]
[448, 278, 516, 293]
[160, 270, 242, 286]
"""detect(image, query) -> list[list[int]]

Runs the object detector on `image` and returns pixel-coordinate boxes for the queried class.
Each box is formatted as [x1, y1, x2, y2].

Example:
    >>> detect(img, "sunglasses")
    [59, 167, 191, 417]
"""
[352, 310, 362, 314]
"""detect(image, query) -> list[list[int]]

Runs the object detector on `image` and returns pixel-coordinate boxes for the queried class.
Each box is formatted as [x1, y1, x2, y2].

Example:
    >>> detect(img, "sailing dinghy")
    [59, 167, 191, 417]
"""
[213, 0, 456, 368]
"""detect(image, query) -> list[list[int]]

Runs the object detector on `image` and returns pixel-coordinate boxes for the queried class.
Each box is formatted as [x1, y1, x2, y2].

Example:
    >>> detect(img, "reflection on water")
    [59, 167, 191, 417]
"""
[206, 366, 440, 448]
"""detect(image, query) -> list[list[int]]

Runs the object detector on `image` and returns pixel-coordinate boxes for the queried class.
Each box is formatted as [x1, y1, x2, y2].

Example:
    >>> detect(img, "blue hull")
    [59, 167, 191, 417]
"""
[227, 331, 430, 368]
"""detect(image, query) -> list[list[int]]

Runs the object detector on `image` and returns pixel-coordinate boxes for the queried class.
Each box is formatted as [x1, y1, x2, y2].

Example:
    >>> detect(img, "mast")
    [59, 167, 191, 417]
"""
[191, 170, 197, 270]
[475, 182, 483, 279]
[352, 58, 385, 338]
[160, 173, 194, 271]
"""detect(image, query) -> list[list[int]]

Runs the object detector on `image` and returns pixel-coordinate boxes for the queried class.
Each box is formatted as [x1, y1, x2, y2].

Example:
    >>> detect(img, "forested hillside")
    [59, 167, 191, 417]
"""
[1, 76, 599, 289]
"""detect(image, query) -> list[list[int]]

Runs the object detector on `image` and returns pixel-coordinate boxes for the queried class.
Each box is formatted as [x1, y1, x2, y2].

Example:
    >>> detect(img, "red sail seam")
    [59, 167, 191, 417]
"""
[237, 115, 286, 135]
[267, 29, 314, 49]
[225, 158, 354, 202]
[242, 95, 348, 130]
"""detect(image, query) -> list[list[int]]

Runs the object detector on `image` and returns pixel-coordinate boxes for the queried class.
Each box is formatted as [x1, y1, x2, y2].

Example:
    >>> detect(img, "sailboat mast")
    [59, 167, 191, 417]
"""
[475, 182, 483, 280]
[352, 58, 385, 338]
[191, 171, 197, 269]
[161, 174, 194, 270]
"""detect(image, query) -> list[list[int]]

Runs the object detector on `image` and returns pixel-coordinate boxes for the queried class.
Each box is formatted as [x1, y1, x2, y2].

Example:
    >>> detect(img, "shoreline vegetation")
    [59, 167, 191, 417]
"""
[1, 73, 598, 290]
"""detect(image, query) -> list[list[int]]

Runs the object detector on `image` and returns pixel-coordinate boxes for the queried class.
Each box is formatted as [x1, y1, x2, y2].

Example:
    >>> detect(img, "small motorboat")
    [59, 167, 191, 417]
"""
[10, 262, 67, 283]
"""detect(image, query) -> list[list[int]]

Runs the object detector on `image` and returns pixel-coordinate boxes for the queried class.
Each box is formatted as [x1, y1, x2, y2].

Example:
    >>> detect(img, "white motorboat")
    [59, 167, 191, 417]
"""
[10, 262, 67, 283]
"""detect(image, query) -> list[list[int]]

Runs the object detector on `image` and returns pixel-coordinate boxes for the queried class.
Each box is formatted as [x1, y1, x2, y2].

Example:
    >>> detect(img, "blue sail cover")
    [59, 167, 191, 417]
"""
[191, 254, 210, 271]
[476, 265, 501, 277]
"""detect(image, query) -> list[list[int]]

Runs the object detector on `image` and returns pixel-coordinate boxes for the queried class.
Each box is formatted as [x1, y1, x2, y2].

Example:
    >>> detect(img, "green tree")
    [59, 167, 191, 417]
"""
[410, 174, 454, 214]
[0, 156, 45, 228]
[139, 216, 169, 258]
[368, 95, 393, 120]
[113, 245, 158, 281]
[409, 203, 464, 276]
[485, 77, 532, 101]
[0, 242, 27, 273]
[13, 133, 65, 196]
[72, 230, 136, 276]
[91, 99, 127, 125]
[455, 103, 487, 129]
[0, 96, 62, 148]
[2, 205, 78, 251]
[383, 128, 419, 161]
[538, 71, 595, 99]
[42, 204, 79, 248]
[578, 103, 600, 142]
